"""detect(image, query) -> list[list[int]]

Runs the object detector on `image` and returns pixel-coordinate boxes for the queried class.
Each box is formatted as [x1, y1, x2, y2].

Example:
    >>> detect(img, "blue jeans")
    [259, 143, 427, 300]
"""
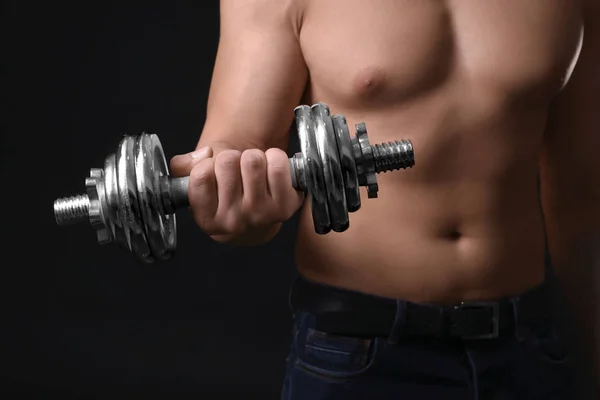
[281, 301, 574, 399]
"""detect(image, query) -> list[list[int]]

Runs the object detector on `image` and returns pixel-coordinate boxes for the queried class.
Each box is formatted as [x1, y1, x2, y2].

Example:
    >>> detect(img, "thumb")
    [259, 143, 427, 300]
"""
[169, 147, 213, 177]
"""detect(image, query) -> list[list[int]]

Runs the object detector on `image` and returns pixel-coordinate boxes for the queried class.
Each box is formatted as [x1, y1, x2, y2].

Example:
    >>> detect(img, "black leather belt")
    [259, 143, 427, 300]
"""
[290, 277, 517, 340]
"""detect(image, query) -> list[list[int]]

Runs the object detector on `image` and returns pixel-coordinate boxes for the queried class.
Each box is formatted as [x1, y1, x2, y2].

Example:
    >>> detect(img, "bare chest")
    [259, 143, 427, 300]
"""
[299, 0, 583, 108]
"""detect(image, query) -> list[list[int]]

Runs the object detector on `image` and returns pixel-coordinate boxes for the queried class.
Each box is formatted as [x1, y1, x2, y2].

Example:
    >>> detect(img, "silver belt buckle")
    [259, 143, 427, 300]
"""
[455, 302, 500, 339]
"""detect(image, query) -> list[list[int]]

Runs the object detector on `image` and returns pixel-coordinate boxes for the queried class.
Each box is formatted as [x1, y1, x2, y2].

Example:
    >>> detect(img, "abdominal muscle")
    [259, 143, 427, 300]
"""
[293, 95, 548, 304]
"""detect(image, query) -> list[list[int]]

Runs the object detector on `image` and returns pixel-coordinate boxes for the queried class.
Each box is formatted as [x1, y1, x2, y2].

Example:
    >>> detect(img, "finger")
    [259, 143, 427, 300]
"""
[214, 150, 243, 216]
[170, 147, 213, 177]
[240, 149, 268, 210]
[188, 157, 219, 230]
[265, 148, 305, 220]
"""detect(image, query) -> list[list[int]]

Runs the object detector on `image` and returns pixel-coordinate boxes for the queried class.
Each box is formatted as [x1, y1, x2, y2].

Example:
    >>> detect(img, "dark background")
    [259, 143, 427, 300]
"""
[2, 1, 587, 399]
[3, 1, 301, 398]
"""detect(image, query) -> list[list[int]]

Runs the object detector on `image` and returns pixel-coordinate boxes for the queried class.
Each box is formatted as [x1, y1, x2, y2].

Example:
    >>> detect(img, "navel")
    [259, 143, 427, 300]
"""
[446, 230, 463, 241]
[435, 224, 465, 242]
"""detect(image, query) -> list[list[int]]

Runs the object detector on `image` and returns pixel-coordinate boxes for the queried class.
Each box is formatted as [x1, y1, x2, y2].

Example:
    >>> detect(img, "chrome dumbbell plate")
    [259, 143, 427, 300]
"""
[86, 134, 176, 262]
[294, 104, 362, 234]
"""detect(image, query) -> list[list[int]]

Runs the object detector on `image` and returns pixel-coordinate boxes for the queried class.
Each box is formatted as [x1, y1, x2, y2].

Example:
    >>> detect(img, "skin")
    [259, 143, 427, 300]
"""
[170, 0, 600, 383]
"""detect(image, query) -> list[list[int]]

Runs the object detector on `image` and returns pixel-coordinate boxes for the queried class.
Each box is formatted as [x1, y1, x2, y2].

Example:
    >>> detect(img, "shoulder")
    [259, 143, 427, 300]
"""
[219, 0, 306, 35]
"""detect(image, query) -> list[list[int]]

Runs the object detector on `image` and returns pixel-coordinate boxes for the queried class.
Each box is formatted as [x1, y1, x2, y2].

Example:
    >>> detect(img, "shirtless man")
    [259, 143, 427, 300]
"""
[170, 0, 600, 398]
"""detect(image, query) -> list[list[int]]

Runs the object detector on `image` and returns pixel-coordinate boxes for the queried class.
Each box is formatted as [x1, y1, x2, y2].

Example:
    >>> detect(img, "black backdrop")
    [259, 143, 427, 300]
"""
[3, 2, 301, 398]
[3, 1, 586, 399]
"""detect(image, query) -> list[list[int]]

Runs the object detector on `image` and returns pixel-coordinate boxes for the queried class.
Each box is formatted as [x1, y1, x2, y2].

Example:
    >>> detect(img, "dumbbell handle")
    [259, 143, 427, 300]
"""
[164, 176, 191, 211]
[159, 155, 304, 214]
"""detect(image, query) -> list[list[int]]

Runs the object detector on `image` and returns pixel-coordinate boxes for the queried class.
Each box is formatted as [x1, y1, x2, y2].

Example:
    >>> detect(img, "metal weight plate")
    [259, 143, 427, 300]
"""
[103, 153, 129, 250]
[102, 155, 118, 236]
[331, 115, 360, 213]
[312, 103, 349, 232]
[116, 135, 153, 263]
[149, 134, 177, 256]
[134, 133, 176, 262]
[294, 105, 331, 234]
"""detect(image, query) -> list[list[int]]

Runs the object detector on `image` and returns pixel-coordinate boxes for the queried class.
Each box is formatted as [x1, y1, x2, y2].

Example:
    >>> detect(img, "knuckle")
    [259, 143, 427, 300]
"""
[242, 197, 259, 213]
[241, 149, 266, 170]
[241, 206, 256, 221]
[240, 198, 259, 216]
[241, 201, 269, 226]
[244, 212, 263, 228]
[221, 214, 245, 235]
[215, 150, 241, 169]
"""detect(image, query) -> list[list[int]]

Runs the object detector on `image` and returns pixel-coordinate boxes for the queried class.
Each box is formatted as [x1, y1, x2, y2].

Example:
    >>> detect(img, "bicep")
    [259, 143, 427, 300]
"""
[198, 0, 308, 152]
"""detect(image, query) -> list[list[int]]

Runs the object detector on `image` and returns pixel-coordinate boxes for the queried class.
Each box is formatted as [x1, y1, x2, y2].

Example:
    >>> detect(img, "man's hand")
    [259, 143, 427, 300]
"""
[170, 147, 304, 245]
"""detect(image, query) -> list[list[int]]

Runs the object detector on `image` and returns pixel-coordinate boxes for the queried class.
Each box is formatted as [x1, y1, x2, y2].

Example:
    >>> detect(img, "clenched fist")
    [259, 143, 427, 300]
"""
[170, 146, 304, 245]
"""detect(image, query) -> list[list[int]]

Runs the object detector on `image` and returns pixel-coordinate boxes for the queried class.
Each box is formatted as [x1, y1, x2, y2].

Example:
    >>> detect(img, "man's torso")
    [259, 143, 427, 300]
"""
[293, 0, 584, 303]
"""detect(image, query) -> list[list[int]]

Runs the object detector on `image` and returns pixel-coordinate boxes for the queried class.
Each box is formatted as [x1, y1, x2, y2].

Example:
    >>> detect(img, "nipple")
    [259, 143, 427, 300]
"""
[352, 66, 387, 96]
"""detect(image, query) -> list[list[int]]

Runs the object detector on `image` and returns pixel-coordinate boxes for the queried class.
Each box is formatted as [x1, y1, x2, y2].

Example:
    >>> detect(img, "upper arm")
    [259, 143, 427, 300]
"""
[540, 0, 600, 217]
[197, 0, 308, 152]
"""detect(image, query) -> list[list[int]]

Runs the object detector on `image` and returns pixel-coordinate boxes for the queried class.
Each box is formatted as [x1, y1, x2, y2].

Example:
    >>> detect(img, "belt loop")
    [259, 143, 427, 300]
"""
[387, 300, 407, 345]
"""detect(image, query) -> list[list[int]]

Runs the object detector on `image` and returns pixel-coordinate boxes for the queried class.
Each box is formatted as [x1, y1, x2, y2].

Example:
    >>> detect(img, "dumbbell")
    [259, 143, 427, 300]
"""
[53, 103, 415, 263]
